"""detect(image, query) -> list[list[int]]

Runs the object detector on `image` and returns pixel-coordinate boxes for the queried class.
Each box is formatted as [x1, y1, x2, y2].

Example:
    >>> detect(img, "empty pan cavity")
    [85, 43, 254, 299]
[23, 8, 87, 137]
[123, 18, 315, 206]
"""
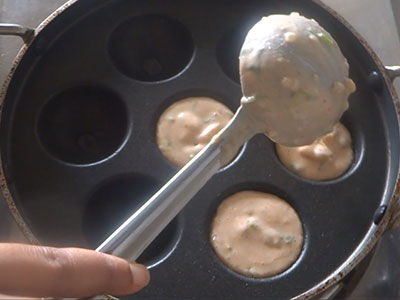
[82, 174, 183, 268]
[216, 17, 261, 84]
[108, 15, 195, 82]
[37, 86, 129, 165]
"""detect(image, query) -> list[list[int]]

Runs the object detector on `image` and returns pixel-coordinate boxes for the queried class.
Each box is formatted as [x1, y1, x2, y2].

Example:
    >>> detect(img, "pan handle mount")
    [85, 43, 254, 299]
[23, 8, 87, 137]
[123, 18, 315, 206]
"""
[0, 24, 35, 44]
[386, 65, 400, 81]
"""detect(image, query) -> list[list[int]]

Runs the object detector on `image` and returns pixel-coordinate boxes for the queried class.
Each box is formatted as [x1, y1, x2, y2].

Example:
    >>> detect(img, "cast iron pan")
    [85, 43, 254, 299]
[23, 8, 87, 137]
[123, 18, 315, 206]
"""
[0, 0, 399, 298]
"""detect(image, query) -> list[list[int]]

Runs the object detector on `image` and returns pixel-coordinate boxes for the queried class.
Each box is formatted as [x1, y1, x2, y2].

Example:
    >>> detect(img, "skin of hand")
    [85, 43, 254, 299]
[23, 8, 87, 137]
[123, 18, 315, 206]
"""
[0, 243, 150, 298]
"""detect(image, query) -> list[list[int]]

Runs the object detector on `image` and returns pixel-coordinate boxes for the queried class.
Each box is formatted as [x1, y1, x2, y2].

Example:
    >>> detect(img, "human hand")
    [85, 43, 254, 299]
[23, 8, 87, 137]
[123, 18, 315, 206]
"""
[0, 243, 150, 298]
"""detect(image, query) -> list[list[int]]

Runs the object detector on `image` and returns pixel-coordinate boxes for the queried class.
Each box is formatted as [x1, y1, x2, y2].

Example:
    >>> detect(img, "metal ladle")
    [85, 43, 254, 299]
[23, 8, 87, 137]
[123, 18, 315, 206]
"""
[95, 104, 263, 260]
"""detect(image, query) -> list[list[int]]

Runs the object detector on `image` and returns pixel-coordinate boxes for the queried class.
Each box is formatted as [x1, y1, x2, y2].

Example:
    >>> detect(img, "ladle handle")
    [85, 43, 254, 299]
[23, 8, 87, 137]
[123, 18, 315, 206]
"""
[61, 108, 255, 300]
[96, 105, 256, 261]
[96, 139, 223, 260]
[0, 24, 35, 43]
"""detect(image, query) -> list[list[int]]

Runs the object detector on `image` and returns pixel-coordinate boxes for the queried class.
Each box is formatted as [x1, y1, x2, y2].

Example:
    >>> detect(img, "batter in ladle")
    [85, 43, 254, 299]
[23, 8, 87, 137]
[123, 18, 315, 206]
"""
[240, 12, 356, 146]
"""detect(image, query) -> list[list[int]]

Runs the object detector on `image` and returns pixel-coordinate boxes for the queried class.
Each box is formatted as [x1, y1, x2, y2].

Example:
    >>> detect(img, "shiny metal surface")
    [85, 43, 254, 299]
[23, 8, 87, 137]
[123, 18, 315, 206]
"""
[386, 65, 400, 81]
[96, 139, 222, 260]
[349, 226, 400, 299]
[0, 23, 34, 42]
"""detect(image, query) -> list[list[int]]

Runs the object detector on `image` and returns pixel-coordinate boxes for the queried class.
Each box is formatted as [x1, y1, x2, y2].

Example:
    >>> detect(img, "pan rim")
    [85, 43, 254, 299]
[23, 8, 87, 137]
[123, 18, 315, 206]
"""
[0, 0, 398, 299]
[0, 0, 80, 245]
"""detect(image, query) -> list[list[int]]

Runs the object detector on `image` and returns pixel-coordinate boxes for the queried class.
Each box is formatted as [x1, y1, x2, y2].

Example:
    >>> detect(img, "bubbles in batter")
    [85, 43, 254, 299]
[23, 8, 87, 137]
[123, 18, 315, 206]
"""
[276, 123, 354, 181]
[210, 191, 303, 278]
[156, 97, 233, 167]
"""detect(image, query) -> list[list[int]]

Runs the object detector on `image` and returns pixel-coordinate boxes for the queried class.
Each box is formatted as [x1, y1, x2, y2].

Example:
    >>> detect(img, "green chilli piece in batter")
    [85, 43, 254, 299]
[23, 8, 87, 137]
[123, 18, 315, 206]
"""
[317, 32, 334, 46]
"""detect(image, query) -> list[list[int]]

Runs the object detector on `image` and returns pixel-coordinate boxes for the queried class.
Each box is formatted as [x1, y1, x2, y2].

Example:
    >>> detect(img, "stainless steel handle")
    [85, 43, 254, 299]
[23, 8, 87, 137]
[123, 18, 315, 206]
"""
[96, 106, 257, 260]
[62, 137, 227, 299]
[65, 107, 257, 300]
[385, 65, 400, 81]
[0, 24, 35, 43]
[96, 140, 223, 260]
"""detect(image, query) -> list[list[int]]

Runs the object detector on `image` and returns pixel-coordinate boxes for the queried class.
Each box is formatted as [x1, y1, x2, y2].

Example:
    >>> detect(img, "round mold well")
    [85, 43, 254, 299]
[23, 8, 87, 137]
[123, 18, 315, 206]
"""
[273, 111, 365, 184]
[216, 18, 260, 84]
[206, 183, 307, 281]
[37, 85, 129, 165]
[108, 14, 195, 82]
[82, 174, 182, 268]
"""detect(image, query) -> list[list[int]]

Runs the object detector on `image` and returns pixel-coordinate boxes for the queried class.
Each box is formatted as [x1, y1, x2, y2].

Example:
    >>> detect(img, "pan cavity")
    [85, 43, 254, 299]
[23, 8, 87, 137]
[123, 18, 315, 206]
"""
[108, 15, 194, 82]
[82, 174, 182, 268]
[156, 96, 244, 169]
[210, 190, 303, 278]
[37, 86, 128, 165]
[216, 20, 258, 84]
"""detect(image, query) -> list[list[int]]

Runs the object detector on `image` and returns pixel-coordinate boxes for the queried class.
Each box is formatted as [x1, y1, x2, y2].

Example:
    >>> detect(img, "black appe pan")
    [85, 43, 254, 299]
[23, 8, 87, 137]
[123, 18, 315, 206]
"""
[1, 0, 399, 298]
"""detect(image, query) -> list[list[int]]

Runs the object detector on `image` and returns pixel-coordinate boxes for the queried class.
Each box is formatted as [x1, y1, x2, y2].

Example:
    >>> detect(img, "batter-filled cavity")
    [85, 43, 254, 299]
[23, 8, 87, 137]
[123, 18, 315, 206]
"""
[210, 191, 303, 278]
[276, 123, 354, 181]
[156, 97, 233, 167]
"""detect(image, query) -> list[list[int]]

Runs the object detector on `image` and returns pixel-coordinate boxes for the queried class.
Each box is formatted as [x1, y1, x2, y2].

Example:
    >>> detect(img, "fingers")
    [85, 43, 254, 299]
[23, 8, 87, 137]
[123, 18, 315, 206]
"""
[0, 243, 150, 298]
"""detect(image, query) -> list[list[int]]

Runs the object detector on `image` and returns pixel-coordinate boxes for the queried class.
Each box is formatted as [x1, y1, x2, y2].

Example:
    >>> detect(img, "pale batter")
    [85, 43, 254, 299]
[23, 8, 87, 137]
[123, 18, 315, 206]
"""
[210, 191, 303, 278]
[156, 97, 233, 167]
[276, 123, 353, 181]
[239, 12, 356, 146]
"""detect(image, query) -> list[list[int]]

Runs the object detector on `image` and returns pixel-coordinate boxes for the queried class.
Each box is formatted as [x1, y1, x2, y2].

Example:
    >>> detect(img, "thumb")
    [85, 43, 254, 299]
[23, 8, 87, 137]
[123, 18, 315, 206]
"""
[0, 243, 149, 298]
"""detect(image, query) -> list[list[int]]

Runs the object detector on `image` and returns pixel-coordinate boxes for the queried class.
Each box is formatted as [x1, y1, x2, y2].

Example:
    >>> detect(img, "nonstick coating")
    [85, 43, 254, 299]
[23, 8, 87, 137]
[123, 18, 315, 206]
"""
[1, 0, 399, 298]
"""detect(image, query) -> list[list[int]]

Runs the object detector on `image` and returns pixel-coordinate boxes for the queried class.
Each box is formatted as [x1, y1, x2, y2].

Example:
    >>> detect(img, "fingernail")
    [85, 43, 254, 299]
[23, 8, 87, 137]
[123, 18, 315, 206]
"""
[130, 263, 150, 290]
